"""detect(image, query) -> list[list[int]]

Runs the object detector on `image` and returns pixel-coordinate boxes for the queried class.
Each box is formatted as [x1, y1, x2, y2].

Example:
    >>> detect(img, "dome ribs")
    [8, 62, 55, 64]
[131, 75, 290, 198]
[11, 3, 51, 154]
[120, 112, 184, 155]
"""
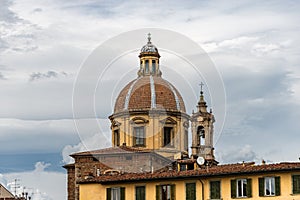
[114, 76, 186, 113]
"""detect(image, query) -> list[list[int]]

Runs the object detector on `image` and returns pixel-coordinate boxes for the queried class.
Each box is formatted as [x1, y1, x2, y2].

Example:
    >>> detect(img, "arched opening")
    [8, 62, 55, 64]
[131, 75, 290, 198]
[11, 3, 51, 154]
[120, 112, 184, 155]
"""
[197, 126, 205, 146]
[113, 129, 120, 147]
[151, 60, 156, 74]
[145, 60, 149, 74]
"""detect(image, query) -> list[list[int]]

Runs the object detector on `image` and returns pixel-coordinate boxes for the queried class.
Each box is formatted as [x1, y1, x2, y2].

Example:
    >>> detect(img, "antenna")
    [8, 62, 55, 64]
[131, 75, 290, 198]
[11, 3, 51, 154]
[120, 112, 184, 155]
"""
[11, 179, 20, 196]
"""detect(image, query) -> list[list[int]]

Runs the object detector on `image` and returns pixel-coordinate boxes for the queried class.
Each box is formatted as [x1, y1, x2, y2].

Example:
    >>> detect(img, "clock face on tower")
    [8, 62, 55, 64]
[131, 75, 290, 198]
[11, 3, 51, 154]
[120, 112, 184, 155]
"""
[197, 116, 203, 122]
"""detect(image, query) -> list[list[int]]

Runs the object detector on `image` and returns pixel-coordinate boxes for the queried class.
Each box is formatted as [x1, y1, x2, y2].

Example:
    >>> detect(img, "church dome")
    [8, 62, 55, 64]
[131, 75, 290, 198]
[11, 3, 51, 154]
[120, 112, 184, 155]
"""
[114, 76, 186, 113]
[113, 34, 186, 114]
[141, 41, 158, 53]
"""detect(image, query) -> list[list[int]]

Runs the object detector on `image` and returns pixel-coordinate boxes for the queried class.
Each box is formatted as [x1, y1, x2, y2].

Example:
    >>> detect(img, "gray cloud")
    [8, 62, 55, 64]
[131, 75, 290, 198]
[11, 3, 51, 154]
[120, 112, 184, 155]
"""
[0, 0, 40, 53]
[28, 70, 68, 82]
[0, 0, 20, 22]
[29, 71, 58, 81]
[0, 72, 6, 80]
[0, 119, 80, 154]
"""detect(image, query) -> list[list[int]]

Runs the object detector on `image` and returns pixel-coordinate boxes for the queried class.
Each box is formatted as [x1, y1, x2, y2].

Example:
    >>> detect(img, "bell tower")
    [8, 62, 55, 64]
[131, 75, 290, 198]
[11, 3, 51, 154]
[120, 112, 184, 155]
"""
[191, 83, 217, 166]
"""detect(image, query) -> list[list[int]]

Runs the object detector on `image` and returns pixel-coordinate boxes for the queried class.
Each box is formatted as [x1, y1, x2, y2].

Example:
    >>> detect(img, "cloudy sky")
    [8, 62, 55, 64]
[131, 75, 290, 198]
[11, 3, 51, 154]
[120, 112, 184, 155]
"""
[1, 0, 300, 199]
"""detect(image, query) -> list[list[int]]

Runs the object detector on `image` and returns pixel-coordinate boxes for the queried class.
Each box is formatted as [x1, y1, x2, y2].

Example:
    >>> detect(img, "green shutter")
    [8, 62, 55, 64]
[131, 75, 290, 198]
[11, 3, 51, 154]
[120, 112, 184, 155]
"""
[247, 179, 252, 197]
[136, 186, 145, 200]
[210, 181, 220, 199]
[120, 187, 125, 200]
[156, 185, 160, 200]
[186, 183, 196, 200]
[171, 184, 176, 200]
[106, 188, 111, 200]
[141, 186, 146, 200]
[258, 178, 264, 196]
[275, 177, 281, 196]
[293, 175, 300, 194]
[230, 180, 236, 198]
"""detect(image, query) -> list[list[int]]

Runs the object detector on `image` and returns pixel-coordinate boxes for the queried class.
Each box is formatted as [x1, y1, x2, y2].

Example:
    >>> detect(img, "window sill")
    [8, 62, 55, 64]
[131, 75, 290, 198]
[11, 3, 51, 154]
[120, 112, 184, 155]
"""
[290, 193, 300, 196]
[260, 195, 277, 197]
[162, 145, 175, 148]
[134, 145, 146, 147]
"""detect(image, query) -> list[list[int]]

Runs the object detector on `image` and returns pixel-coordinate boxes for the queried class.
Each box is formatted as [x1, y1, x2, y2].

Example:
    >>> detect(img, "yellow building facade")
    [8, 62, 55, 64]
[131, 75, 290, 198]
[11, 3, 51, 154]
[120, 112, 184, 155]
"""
[78, 162, 300, 200]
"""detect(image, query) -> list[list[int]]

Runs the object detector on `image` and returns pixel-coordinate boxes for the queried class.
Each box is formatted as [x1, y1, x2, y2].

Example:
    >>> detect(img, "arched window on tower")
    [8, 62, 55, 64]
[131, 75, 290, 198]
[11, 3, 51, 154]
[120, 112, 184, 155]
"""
[114, 129, 120, 147]
[152, 60, 156, 74]
[197, 126, 205, 146]
[145, 60, 149, 74]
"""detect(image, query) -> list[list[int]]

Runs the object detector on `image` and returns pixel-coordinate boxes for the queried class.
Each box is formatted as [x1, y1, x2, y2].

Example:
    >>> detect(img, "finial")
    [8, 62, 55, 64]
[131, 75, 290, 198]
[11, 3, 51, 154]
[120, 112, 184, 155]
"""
[199, 82, 204, 95]
[147, 33, 151, 44]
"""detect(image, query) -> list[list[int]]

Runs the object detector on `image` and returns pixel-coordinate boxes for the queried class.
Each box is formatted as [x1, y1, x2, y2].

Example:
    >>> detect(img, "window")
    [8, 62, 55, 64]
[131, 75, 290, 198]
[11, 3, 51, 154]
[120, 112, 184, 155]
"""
[163, 127, 173, 147]
[134, 127, 145, 146]
[114, 129, 120, 146]
[179, 164, 186, 171]
[231, 179, 252, 198]
[145, 60, 149, 73]
[292, 175, 300, 194]
[136, 186, 145, 200]
[186, 183, 196, 200]
[259, 177, 280, 196]
[152, 60, 156, 74]
[265, 177, 275, 196]
[210, 180, 221, 199]
[156, 184, 175, 200]
[107, 187, 125, 200]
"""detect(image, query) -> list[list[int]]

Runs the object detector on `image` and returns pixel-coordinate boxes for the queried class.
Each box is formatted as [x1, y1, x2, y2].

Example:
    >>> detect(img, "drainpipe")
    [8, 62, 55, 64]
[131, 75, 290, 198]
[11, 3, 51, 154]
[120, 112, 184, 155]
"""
[198, 179, 204, 200]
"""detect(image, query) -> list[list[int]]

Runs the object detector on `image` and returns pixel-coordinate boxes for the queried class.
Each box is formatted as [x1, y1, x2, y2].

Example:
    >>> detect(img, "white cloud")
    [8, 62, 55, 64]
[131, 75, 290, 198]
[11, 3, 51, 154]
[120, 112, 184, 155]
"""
[0, 174, 7, 186]
[2, 162, 66, 200]
[62, 130, 111, 164]
[252, 43, 281, 55]
[216, 145, 260, 164]
[33, 162, 51, 173]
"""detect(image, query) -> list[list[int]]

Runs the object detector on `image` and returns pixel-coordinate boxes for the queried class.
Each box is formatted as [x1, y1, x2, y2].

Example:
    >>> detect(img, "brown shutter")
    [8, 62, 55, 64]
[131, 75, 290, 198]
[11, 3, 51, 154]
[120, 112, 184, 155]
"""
[258, 178, 264, 196]
[275, 177, 281, 196]
[247, 179, 252, 197]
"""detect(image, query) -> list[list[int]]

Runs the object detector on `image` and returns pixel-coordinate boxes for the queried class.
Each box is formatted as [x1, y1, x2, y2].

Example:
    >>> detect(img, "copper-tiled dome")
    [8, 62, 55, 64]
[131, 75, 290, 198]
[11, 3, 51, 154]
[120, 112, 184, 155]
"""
[114, 76, 186, 113]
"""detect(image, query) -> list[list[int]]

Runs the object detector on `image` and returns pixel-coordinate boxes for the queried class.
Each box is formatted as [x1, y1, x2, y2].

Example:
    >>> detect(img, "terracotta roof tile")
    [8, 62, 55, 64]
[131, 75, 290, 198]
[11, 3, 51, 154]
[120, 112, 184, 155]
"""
[78, 162, 300, 183]
[114, 76, 186, 113]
